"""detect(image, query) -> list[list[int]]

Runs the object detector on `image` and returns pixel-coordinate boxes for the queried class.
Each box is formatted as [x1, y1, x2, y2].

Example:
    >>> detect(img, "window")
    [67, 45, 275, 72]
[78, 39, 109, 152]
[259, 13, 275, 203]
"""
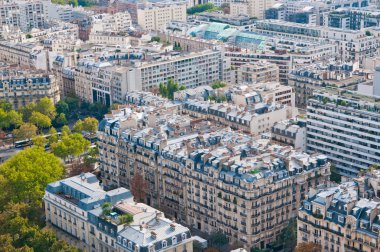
[172, 236, 177, 245]
[128, 241, 132, 249]
[327, 212, 332, 218]
[305, 203, 310, 210]
[123, 239, 127, 246]
[117, 236, 121, 243]
[149, 245, 155, 252]
[338, 216, 344, 223]
[162, 240, 168, 248]
[181, 233, 187, 240]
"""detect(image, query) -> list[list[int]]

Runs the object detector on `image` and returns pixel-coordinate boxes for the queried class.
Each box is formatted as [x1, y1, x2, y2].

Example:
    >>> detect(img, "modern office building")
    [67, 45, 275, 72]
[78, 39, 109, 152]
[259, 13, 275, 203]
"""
[306, 89, 380, 177]
[298, 180, 380, 252]
[43, 173, 194, 252]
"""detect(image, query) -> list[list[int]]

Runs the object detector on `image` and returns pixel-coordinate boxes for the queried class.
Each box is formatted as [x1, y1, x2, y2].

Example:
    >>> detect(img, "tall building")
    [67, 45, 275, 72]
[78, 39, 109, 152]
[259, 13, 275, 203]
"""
[306, 89, 380, 177]
[298, 180, 380, 252]
[0, 0, 50, 32]
[97, 94, 330, 250]
[43, 173, 194, 252]
[137, 2, 187, 31]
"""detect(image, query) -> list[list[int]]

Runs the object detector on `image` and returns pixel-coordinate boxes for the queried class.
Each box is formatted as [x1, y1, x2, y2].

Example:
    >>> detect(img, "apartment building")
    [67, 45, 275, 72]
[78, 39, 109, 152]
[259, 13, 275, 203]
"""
[137, 2, 187, 31]
[73, 49, 225, 105]
[43, 173, 193, 252]
[230, 0, 277, 19]
[0, 66, 60, 109]
[288, 62, 363, 108]
[236, 61, 279, 84]
[298, 181, 380, 252]
[271, 118, 307, 152]
[98, 104, 331, 249]
[0, 0, 49, 32]
[306, 89, 380, 177]
[228, 82, 295, 107]
[225, 51, 292, 84]
[90, 12, 132, 34]
[0, 42, 49, 70]
[255, 20, 380, 66]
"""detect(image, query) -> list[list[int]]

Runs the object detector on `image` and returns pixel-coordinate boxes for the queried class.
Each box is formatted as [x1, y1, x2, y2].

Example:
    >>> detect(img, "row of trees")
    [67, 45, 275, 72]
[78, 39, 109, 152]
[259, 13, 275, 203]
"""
[187, 3, 218, 15]
[51, 0, 95, 7]
[0, 147, 80, 251]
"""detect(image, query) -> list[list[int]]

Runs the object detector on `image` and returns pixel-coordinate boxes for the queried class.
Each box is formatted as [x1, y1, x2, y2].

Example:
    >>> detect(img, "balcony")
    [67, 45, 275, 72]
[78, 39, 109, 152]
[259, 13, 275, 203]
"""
[298, 227, 310, 234]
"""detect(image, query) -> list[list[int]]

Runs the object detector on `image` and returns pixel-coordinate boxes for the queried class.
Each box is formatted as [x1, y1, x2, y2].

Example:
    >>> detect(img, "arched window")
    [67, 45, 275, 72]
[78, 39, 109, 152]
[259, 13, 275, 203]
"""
[172, 236, 177, 244]
[182, 233, 187, 240]
[99, 223, 102, 229]
[162, 240, 167, 248]
[117, 236, 121, 243]
[128, 241, 132, 249]
[135, 244, 140, 252]
[105, 226, 108, 232]
[123, 239, 127, 246]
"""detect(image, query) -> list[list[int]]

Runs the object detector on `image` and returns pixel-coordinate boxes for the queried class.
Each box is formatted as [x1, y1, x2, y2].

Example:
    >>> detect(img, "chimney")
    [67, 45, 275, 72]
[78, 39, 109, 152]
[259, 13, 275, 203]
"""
[170, 223, 176, 231]
[151, 231, 157, 239]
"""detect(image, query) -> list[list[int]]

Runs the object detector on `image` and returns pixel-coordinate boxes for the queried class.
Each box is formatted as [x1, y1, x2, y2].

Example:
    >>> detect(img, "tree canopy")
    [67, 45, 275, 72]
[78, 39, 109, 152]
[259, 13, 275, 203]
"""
[159, 79, 183, 100]
[187, 3, 217, 15]
[0, 147, 64, 208]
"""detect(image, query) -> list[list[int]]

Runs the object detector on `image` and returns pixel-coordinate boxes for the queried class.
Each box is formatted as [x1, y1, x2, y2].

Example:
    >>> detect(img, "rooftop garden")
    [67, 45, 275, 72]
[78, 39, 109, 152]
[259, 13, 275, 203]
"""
[101, 202, 134, 225]
[250, 169, 260, 175]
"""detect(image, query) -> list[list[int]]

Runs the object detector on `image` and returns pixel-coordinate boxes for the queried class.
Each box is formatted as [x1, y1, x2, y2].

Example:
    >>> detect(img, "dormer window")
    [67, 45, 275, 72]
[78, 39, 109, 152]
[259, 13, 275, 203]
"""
[181, 233, 187, 240]
[327, 212, 332, 218]
[123, 239, 127, 246]
[128, 241, 132, 249]
[135, 245, 140, 252]
[162, 240, 167, 248]
[338, 216, 344, 223]
[117, 236, 121, 243]
[172, 236, 177, 245]
[305, 203, 310, 210]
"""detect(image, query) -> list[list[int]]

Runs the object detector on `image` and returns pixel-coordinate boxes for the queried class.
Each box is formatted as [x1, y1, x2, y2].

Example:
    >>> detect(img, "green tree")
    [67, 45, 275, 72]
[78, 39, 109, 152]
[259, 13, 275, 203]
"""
[55, 100, 69, 115]
[72, 119, 83, 133]
[82, 117, 98, 134]
[159, 79, 180, 100]
[0, 147, 64, 207]
[119, 214, 133, 225]
[187, 3, 217, 15]
[0, 109, 9, 129]
[211, 81, 226, 89]
[61, 125, 71, 137]
[0, 100, 12, 112]
[7, 110, 23, 129]
[209, 231, 228, 249]
[101, 202, 112, 216]
[68, 0, 78, 6]
[330, 165, 341, 184]
[272, 218, 297, 252]
[150, 36, 161, 42]
[52, 141, 69, 161]
[48, 127, 59, 145]
[12, 123, 37, 141]
[35, 97, 56, 120]
[19, 103, 36, 122]
[32, 136, 47, 148]
[53, 113, 68, 127]
[29, 112, 51, 130]
[64, 95, 80, 111]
